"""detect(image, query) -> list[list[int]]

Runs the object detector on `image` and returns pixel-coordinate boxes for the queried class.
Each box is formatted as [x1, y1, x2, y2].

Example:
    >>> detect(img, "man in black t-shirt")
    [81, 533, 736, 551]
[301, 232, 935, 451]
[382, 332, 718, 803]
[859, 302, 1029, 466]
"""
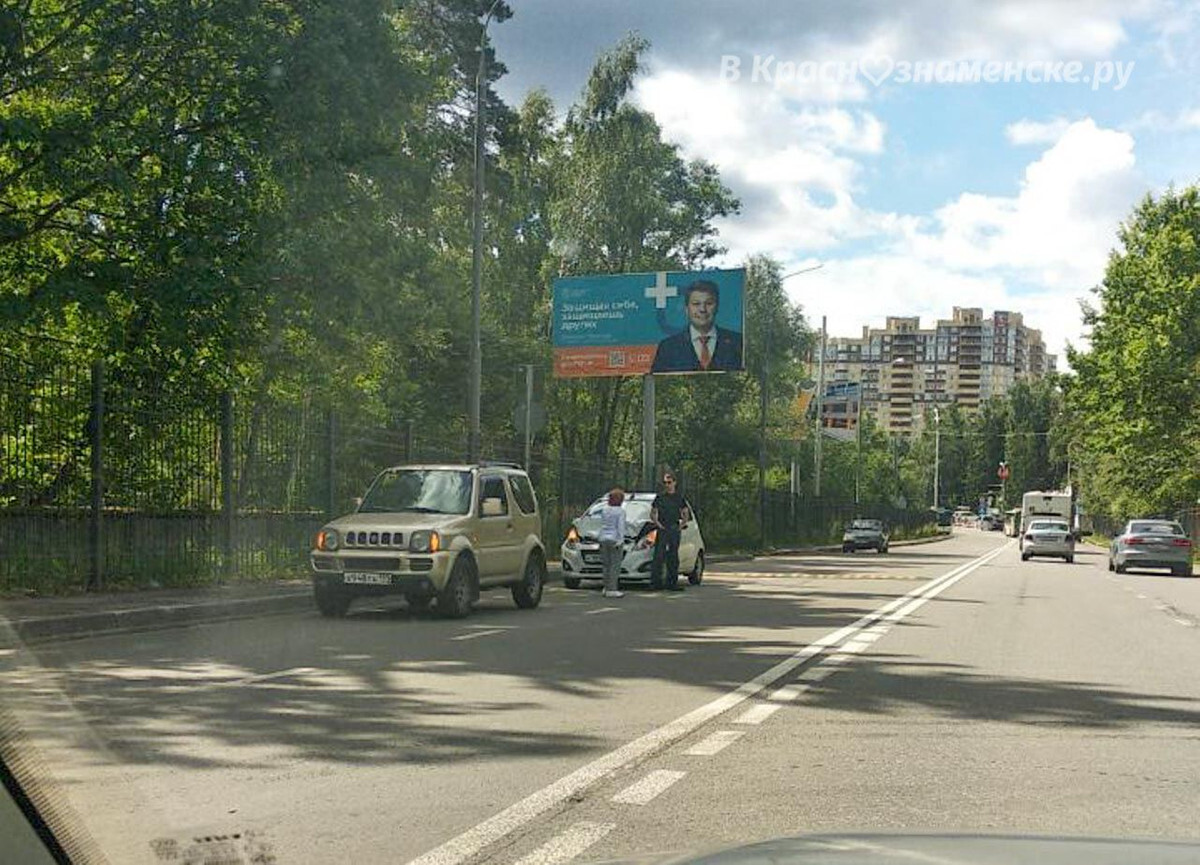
[650, 472, 691, 591]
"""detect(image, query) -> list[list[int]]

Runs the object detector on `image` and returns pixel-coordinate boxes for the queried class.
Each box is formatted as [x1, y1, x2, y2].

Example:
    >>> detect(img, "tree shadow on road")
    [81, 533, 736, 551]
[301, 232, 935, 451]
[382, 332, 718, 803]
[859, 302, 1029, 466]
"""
[796, 652, 1200, 729]
[3, 543, 1124, 777]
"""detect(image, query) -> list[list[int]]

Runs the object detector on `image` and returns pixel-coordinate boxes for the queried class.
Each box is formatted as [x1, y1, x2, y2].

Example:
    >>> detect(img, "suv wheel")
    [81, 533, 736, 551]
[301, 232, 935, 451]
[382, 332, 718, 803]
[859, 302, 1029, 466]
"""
[512, 551, 546, 609]
[314, 582, 352, 618]
[439, 555, 475, 619]
[688, 551, 705, 586]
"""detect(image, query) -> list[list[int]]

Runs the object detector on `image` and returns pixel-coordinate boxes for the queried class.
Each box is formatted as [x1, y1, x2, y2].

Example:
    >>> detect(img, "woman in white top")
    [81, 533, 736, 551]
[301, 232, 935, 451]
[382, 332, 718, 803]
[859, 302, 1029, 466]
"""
[598, 488, 627, 598]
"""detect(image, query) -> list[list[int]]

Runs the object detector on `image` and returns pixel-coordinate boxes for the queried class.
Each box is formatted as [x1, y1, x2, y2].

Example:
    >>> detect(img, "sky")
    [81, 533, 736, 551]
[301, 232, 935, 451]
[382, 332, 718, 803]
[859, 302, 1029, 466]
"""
[490, 0, 1200, 365]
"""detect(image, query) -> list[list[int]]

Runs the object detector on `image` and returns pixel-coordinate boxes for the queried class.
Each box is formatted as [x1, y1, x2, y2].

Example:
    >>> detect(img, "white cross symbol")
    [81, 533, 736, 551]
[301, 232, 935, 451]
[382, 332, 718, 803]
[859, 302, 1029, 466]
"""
[644, 271, 678, 308]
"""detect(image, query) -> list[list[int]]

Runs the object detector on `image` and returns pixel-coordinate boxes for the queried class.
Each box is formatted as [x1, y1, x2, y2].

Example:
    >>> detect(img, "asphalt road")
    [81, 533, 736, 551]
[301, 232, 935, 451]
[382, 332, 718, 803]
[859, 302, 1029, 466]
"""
[4, 530, 1200, 865]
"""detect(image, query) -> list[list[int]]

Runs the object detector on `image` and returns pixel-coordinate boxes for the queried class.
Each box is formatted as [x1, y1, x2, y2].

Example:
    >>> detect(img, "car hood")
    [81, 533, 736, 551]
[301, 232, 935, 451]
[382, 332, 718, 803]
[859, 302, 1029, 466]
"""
[573, 515, 650, 541]
[326, 512, 470, 531]
[593, 834, 1200, 864]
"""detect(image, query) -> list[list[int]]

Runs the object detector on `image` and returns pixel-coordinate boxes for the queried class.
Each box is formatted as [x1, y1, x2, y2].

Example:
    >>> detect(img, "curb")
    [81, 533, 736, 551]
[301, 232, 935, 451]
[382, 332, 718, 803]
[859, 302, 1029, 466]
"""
[9, 590, 313, 646]
[8, 534, 955, 645]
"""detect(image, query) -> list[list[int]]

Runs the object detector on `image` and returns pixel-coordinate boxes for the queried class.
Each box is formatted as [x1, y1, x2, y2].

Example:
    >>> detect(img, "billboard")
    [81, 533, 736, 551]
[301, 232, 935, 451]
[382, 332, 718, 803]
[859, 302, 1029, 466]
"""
[552, 268, 746, 378]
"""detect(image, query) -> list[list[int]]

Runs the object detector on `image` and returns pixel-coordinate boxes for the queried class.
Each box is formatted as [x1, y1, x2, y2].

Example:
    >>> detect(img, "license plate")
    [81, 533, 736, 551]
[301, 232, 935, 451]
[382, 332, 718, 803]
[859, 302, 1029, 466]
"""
[344, 572, 392, 585]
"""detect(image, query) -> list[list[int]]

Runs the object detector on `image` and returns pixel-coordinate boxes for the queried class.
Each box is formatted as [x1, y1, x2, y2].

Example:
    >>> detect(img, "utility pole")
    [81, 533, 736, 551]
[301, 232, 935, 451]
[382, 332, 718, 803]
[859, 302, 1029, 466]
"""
[468, 0, 504, 462]
[759, 317, 770, 547]
[814, 315, 827, 498]
[523, 364, 534, 471]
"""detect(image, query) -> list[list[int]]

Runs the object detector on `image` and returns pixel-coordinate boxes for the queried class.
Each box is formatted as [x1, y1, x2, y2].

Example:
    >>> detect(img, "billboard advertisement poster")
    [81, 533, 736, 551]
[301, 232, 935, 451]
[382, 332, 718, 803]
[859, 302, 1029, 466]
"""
[552, 268, 746, 378]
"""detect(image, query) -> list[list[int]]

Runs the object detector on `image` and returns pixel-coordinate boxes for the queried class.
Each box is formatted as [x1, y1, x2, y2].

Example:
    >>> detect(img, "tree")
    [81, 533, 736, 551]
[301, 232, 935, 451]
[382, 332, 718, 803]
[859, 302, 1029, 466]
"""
[1066, 185, 1200, 518]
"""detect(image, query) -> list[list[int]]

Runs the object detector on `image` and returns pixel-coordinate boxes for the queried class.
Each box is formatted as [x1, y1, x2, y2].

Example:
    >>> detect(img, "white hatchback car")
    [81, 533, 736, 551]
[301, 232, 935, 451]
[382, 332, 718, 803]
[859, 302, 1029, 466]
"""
[560, 492, 706, 588]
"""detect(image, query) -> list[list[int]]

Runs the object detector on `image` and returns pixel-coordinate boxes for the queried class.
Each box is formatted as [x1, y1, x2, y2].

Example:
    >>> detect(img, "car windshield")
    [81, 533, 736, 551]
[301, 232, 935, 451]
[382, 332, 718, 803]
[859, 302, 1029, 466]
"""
[359, 469, 473, 515]
[1129, 522, 1184, 535]
[584, 499, 654, 524]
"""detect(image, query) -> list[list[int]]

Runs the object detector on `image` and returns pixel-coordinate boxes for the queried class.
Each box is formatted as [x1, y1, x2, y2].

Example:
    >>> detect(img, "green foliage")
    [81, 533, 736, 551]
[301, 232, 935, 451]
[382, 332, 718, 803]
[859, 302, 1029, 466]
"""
[1065, 185, 1200, 519]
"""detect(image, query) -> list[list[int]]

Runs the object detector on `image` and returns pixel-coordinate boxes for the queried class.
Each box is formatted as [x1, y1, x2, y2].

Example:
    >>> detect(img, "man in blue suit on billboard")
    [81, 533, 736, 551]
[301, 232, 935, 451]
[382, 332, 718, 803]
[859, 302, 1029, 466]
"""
[651, 280, 743, 373]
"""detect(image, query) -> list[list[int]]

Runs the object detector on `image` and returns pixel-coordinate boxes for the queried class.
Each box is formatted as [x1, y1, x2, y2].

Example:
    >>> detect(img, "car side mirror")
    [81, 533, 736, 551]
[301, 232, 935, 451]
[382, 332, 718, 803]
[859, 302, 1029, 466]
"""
[481, 497, 504, 517]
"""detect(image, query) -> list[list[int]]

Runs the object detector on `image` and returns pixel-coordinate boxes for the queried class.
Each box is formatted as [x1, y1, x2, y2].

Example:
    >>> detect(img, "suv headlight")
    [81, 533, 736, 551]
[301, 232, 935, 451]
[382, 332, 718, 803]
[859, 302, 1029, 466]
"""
[409, 530, 441, 553]
[316, 529, 340, 551]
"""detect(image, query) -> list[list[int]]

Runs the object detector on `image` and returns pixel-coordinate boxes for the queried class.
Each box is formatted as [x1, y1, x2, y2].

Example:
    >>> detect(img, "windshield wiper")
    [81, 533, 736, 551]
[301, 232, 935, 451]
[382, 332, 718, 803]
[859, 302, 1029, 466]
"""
[399, 506, 446, 513]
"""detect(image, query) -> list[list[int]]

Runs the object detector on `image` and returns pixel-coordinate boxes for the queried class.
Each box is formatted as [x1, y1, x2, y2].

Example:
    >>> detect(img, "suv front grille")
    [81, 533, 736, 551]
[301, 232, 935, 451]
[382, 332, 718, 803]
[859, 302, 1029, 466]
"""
[344, 531, 404, 547]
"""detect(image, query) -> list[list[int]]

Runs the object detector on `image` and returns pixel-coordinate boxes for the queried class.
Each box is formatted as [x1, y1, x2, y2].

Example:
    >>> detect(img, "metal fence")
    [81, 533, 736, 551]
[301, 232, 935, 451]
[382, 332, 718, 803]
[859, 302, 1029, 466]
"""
[1, 352, 938, 594]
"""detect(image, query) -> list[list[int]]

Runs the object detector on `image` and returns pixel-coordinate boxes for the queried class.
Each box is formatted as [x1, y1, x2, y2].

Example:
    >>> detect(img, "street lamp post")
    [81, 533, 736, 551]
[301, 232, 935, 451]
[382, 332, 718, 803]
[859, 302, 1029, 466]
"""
[932, 405, 941, 511]
[468, 0, 504, 462]
[758, 262, 823, 542]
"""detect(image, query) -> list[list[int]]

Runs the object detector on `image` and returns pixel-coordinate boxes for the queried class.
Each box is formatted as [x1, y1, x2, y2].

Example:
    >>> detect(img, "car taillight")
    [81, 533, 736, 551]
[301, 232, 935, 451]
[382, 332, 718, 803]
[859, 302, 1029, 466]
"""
[638, 529, 658, 550]
[566, 526, 580, 545]
[1172, 538, 1193, 547]
[1126, 537, 1146, 545]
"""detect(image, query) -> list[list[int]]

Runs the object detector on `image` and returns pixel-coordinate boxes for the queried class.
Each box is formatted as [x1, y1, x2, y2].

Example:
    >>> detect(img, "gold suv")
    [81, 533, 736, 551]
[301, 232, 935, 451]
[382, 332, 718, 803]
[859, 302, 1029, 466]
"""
[310, 463, 546, 618]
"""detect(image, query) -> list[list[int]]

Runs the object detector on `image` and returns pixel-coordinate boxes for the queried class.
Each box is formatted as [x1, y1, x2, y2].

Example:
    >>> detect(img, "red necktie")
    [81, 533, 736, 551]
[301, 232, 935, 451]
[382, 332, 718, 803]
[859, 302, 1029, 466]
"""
[699, 335, 712, 370]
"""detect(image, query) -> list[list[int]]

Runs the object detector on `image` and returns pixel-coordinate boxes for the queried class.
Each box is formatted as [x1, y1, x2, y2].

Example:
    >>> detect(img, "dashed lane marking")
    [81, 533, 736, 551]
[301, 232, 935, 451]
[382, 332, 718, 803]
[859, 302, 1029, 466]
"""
[684, 731, 745, 757]
[512, 823, 616, 865]
[611, 770, 687, 805]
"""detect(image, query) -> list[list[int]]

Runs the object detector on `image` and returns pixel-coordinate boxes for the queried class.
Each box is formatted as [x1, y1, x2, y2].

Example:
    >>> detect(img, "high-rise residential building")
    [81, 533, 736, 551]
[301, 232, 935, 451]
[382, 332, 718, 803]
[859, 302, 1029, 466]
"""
[820, 308, 1055, 436]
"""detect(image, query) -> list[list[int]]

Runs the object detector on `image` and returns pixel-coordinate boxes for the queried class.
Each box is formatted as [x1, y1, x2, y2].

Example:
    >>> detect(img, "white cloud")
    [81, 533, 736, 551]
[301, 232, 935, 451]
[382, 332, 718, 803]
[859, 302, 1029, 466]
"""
[908, 119, 1139, 290]
[633, 59, 1150, 363]
[1005, 117, 1073, 145]
[635, 69, 888, 253]
[1126, 106, 1200, 131]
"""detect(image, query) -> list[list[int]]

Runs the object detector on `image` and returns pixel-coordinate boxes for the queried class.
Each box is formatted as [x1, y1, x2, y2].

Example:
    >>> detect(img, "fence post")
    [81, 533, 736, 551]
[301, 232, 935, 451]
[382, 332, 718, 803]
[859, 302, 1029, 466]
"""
[220, 391, 235, 580]
[88, 360, 105, 591]
[326, 409, 337, 520]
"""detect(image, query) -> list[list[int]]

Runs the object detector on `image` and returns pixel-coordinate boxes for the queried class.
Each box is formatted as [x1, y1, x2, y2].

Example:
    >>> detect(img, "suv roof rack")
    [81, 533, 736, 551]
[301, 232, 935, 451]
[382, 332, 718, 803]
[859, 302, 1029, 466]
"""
[479, 460, 524, 469]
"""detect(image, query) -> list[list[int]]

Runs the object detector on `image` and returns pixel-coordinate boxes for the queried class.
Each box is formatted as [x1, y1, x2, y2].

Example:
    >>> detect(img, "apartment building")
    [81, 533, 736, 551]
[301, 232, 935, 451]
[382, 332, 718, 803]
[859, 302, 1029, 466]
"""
[821, 308, 1055, 436]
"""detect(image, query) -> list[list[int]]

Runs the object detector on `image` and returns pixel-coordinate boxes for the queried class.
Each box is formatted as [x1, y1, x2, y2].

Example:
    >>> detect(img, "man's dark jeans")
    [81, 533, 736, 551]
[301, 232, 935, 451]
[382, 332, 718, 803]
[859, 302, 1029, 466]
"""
[651, 525, 682, 589]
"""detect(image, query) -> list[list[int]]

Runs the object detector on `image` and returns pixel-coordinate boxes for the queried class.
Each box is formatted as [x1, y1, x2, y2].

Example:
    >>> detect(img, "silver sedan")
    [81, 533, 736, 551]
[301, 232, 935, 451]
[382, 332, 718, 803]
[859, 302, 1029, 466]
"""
[1109, 520, 1194, 576]
[1021, 518, 1075, 562]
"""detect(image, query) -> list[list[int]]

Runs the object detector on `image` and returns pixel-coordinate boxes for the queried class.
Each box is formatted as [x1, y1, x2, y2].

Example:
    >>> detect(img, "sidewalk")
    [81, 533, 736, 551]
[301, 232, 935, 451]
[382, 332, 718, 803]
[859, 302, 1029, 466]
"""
[1, 581, 313, 646]
[1, 533, 950, 646]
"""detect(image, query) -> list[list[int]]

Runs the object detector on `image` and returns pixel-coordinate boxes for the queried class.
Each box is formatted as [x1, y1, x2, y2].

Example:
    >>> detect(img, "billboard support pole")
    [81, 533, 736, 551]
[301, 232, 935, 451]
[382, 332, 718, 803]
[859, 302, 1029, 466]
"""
[642, 373, 656, 489]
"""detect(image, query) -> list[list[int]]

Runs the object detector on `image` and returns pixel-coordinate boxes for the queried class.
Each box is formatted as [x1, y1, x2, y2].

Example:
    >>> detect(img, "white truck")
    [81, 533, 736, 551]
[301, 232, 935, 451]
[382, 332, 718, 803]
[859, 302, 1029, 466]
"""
[1020, 490, 1073, 548]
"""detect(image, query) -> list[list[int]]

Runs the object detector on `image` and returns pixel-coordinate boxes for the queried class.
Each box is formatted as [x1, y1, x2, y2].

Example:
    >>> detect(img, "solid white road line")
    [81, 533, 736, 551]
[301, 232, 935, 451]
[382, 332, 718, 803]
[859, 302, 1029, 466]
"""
[734, 703, 782, 725]
[451, 629, 507, 641]
[512, 822, 616, 865]
[611, 770, 687, 805]
[685, 730, 745, 757]
[584, 607, 622, 616]
[406, 542, 1010, 865]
